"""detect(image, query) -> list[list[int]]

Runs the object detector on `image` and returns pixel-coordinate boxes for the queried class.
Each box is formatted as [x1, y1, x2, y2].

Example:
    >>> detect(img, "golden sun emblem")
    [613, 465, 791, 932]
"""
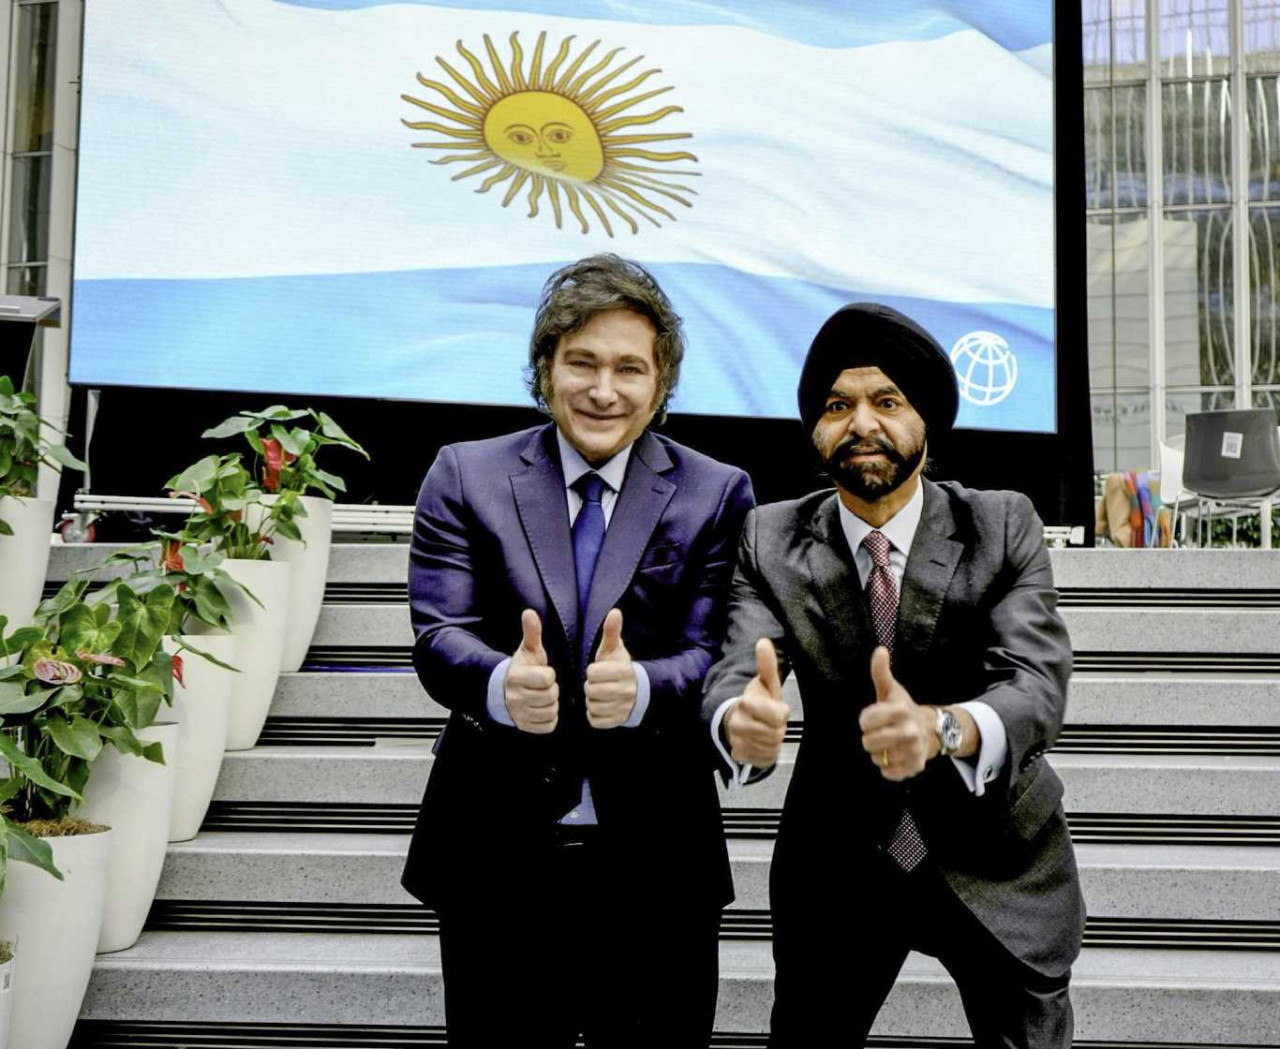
[401, 31, 698, 236]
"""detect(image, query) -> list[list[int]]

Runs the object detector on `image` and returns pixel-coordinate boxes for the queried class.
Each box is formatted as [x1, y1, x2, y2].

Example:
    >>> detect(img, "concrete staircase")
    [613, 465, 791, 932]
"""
[43, 543, 1280, 1047]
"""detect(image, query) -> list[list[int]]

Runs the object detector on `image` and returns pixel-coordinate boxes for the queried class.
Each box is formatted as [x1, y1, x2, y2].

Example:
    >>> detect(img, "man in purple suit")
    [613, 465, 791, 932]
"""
[402, 255, 755, 1047]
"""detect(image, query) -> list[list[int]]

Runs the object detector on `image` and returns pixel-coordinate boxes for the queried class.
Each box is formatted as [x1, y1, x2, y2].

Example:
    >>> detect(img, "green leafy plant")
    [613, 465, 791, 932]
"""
[203, 405, 367, 498]
[82, 540, 248, 677]
[163, 453, 273, 560]
[0, 374, 87, 535]
[1, 582, 174, 833]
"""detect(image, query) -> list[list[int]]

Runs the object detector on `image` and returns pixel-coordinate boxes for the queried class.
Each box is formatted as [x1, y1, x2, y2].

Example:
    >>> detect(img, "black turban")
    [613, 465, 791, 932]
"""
[796, 303, 959, 441]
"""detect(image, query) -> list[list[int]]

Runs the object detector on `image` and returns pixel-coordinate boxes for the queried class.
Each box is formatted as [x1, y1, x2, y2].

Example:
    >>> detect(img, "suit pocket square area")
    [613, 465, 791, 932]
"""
[1007, 761, 1065, 843]
[637, 542, 684, 572]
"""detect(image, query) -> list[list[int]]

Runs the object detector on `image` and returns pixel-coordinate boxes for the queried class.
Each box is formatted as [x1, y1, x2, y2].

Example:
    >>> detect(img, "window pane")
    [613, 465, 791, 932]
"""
[1252, 388, 1280, 413]
[13, 3, 58, 154]
[1092, 390, 1153, 472]
[1114, 0, 1150, 81]
[1163, 209, 1235, 388]
[1248, 75, 1280, 200]
[1163, 78, 1231, 205]
[1159, 0, 1230, 77]
[1086, 87, 1149, 209]
[1088, 214, 1152, 389]
[1250, 208, 1280, 384]
[6, 266, 46, 296]
[1245, 0, 1280, 72]
[1083, 0, 1112, 83]
[8, 155, 51, 264]
[1166, 388, 1237, 438]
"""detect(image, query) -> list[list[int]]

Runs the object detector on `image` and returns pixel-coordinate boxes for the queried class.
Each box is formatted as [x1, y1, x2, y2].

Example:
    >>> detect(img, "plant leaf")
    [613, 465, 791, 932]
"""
[202, 415, 259, 439]
[4, 821, 63, 880]
[44, 714, 103, 761]
[42, 443, 87, 472]
[0, 680, 46, 716]
[0, 732, 82, 800]
[112, 583, 175, 670]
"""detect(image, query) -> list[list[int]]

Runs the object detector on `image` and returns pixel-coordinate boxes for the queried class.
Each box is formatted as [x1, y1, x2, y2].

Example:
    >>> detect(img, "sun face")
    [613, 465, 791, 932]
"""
[401, 32, 698, 236]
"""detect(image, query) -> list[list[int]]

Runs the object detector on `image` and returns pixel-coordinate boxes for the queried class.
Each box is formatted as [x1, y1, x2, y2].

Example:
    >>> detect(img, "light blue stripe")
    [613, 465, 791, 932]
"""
[268, 0, 1052, 51]
[69, 262, 1054, 433]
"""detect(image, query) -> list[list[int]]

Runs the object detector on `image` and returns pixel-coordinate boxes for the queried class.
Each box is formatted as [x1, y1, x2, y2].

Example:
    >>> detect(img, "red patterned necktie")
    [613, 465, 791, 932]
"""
[861, 529, 928, 873]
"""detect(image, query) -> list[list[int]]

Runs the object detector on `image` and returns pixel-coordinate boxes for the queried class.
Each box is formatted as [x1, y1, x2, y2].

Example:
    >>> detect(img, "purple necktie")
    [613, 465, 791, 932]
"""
[862, 530, 927, 873]
[572, 472, 608, 629]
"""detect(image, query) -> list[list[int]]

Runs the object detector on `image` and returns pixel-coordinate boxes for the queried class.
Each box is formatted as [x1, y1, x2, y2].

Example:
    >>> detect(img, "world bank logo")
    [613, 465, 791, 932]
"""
[950, 331, 1018, 407]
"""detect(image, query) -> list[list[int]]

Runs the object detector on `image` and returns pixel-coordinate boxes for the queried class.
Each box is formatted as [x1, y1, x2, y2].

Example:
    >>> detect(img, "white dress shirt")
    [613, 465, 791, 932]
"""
[713, 482, 1009, 795]
[485, 431, 651, 824]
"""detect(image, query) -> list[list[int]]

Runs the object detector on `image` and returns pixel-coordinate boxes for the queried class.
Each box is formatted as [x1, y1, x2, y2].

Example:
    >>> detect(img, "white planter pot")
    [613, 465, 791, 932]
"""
[166, 632, 235, 841]
[215, 558, 292, 750]
[0, 495, 53, 635]
[0, 826, 112, 1049]
[77, 722, 181, 953]
[266, 495, 333, 673]
[0, 955, 13, 1049]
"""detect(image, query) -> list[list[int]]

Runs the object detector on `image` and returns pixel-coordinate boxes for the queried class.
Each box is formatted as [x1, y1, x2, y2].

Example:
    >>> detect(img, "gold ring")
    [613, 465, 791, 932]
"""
[881, 749, 890, 768]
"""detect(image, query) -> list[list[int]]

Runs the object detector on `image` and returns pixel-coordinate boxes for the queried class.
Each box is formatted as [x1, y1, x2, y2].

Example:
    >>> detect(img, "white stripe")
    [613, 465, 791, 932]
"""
[76, 0, 1052, 306]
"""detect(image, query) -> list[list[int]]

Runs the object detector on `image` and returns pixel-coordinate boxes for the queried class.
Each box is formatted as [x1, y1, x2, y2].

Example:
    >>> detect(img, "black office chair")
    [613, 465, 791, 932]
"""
[1180, 409, 1280, 546]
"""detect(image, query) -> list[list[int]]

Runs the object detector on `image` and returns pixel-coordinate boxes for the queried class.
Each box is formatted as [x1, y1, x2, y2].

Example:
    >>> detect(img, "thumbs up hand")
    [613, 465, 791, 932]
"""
[504, 609, 559, 734]
[585, 608, 637, 729]
[725, 638, 791, 768]
[859, 646, 932, 780]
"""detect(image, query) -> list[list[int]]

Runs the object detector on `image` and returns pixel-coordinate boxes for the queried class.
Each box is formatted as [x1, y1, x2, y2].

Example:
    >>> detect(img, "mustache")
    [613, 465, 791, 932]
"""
[833, 434, 902, 462]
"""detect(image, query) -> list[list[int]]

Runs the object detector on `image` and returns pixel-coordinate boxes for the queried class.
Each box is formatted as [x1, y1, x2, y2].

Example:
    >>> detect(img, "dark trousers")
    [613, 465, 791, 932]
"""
[437, 831, 721, 1048]
[769, 852, 1073, 1048]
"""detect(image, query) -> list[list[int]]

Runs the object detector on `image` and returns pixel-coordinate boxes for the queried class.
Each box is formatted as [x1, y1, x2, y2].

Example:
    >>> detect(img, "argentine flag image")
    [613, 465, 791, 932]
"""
[71, 0, 1056, 431]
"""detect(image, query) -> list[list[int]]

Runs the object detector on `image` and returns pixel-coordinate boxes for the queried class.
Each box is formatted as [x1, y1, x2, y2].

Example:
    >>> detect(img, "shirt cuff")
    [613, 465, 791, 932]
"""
[951, 700, 1007, 797]
[621, 662, 651, 728]
[486, 657, 516, 727]
[710, 697, 753, 788]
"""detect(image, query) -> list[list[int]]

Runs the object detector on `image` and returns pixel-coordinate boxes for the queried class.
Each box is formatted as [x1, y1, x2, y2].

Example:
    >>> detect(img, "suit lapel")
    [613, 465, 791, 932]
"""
[580, 431, 676, 666]
[803, 495, 877, 670]
[897, 481, 964, 661]
[511, 426, 578, 650]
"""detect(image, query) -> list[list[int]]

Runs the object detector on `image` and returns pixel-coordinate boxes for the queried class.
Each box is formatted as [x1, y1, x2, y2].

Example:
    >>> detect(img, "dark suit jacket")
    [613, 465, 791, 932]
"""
[701, 479, 1085, 977]
[402, 423, 755, 911]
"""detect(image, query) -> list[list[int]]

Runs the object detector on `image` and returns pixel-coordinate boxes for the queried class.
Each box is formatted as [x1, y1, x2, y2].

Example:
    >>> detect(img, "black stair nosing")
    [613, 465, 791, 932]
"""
[66, 1024, 1280, 1049]
[255, 718, 1280, 755]
[140, 901, 1280, 951]
[198, 802, 1280, 845]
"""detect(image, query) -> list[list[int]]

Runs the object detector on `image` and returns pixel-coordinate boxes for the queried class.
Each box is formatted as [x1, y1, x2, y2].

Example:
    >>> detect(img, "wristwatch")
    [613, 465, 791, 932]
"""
[934, 707, 963, 757]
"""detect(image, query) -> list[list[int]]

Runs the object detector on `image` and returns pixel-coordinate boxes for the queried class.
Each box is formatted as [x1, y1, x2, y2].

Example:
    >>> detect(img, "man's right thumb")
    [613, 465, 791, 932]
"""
[520, 609, 545, 663]
[755, 637, 782, 698]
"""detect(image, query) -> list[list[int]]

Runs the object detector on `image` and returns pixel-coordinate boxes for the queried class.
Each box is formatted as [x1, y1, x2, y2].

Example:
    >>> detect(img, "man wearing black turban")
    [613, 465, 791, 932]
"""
[701, 303, 1084, 1046]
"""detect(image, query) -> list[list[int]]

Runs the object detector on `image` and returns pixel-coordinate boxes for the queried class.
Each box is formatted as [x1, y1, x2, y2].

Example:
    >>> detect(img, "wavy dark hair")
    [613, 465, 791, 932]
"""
[527, 254, 684, 423]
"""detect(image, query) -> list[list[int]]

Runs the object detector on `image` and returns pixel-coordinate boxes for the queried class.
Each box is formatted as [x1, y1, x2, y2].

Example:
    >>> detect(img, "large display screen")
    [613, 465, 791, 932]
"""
[71, 0, 1056, 432]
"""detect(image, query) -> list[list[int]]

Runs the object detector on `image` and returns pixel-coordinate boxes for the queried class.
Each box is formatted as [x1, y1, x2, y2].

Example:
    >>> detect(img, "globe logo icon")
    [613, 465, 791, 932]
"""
[950, 331, 1018, 407]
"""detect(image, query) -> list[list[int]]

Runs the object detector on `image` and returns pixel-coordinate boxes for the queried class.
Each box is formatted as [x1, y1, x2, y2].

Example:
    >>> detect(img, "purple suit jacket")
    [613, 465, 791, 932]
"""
[402, 423, 754, 909]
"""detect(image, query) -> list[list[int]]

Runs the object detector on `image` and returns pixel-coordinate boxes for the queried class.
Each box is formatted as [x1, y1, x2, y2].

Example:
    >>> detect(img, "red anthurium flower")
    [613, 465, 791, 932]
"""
[261, 438, 286, 492]
[171, 490, 214, 514]
[162, 540, 185, 573]
[75, 651, 126, 666]
[171, 653, 185, 689]
[33, 659, 83, 685]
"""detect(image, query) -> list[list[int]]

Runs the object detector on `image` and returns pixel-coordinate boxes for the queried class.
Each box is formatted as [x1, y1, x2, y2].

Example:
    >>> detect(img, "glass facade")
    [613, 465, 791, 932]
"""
[1089, 0, 1280, 471]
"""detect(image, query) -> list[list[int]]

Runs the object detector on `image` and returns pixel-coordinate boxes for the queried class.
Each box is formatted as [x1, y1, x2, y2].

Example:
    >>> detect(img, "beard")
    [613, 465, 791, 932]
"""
[823, 432, 925, 501]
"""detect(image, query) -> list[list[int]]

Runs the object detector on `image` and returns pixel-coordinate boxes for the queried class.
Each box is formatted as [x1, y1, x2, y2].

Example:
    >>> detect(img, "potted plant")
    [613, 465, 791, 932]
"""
[204, 405, 368, 672]
[88, 540, 244, 841]
[0, 375, 86, 634]
[0, 805, 65, 1049]
[0, 610, 129, 1049]
[163, 453, 292, 750]
[25, 579, 181, 955]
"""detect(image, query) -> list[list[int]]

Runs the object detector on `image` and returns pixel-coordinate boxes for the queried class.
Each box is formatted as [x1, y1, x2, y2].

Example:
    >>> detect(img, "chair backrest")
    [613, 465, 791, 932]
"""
[1183, 409, 1280, 498]
[1158, 434, 1185, 503]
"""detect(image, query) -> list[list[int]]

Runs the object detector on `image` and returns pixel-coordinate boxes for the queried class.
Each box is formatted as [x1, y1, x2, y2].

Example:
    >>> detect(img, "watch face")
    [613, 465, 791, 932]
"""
[939, 710, 962, 753]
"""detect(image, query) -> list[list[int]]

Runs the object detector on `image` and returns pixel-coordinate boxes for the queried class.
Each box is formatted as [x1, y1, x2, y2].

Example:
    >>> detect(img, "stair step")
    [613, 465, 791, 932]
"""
[272, 670, 1280, 727]
[78, 933, 1280, 1042]
[307, 604, 1280, 654]
[211, 745, 1280, 816]
[155, 835, 1280, 922]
